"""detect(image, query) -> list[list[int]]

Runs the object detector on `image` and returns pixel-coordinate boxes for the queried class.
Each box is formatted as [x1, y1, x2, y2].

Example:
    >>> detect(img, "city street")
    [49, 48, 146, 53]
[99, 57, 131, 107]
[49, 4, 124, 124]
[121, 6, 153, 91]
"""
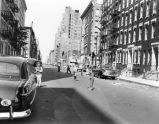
[1, 65, 159, 124]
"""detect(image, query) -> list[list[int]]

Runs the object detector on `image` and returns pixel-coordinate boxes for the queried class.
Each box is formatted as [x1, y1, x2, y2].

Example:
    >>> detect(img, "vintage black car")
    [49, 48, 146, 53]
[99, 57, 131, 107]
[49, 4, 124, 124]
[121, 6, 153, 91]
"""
[0, 56, 37, 120]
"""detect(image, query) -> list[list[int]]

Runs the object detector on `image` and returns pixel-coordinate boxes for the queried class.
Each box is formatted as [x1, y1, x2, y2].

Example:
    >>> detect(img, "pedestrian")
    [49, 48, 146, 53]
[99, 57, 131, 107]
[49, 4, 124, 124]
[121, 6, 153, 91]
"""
[73, 71, 77, 80]
[73, 66, 78, 80]
[35, 61, 43, 87]
[81, 68, 83, 76]
[88, 67, 95, 91]
[66, 64, 71, 74]
[57, 64, 60, 72]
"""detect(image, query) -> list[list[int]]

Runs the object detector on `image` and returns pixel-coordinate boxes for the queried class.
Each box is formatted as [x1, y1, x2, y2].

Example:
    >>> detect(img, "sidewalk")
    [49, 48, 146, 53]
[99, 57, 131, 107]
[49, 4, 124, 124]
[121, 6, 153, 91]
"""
[118, 76, 159, 88]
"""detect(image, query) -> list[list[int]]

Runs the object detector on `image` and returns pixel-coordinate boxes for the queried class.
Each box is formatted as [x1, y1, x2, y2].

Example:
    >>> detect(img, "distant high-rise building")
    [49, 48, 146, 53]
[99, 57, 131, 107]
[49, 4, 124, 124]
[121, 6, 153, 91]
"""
[54, 6, 82, 64]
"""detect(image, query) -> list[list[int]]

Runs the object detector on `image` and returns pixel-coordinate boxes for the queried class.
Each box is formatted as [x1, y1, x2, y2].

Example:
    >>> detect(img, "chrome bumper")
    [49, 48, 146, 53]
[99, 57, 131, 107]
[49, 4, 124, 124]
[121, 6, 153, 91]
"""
[0, 109, 31, 120]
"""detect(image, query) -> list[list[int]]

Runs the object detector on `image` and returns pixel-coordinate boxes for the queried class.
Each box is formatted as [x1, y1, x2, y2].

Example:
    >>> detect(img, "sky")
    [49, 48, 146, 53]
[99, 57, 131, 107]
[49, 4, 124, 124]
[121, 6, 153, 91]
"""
[25, 0, 102, 62]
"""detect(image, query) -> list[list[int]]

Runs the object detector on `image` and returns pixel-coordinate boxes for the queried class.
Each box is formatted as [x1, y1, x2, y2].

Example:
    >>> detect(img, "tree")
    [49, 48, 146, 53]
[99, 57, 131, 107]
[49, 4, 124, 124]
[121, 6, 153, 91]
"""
[10, 27, 28, 55]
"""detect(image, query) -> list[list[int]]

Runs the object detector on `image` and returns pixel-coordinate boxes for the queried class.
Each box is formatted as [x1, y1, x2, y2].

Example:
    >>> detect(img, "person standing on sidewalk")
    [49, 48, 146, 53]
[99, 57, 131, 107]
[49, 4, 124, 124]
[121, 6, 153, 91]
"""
[35, 61, 43, 87]
[88, 67, 95, 90]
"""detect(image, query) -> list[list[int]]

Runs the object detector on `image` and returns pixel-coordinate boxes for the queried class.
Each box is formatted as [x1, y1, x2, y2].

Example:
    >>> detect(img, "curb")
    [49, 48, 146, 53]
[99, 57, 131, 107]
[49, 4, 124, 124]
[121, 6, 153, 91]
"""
[117, 77, 159, 88]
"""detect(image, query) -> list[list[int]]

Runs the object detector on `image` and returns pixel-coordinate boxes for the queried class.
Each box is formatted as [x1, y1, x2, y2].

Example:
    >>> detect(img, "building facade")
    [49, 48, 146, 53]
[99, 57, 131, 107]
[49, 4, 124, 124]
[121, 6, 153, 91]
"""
[101, 0, 159, 78]
[80, 0, 102, 66]
[0, 0, 27, 56]
[54, 6, 81, 64]
[48, 50, 55, 65]
[24, 27, 38, 59]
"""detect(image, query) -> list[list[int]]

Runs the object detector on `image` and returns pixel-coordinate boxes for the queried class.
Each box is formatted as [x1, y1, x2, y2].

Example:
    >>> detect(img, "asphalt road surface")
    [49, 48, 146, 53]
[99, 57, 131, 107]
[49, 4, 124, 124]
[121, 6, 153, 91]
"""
[1, 66, 159, 124]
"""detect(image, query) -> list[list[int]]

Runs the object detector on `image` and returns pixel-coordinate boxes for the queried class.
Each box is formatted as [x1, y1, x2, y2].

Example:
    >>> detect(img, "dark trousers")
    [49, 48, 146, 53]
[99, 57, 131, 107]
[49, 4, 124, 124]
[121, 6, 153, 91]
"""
[67, 69, 71, 73]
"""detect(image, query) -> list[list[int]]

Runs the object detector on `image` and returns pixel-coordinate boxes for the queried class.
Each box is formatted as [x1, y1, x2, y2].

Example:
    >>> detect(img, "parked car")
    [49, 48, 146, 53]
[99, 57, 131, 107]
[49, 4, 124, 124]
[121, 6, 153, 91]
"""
[0, 56, 37, 120]
[93, 68, 104, 78]
[77, 64, 84, 72]
[93, 65, 117, 80]
[102, 68, 117, 80]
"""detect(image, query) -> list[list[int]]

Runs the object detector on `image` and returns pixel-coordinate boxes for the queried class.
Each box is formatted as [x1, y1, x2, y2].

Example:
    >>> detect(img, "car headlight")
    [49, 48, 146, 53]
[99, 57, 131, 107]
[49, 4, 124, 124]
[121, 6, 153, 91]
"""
[1, 99, 12, 107]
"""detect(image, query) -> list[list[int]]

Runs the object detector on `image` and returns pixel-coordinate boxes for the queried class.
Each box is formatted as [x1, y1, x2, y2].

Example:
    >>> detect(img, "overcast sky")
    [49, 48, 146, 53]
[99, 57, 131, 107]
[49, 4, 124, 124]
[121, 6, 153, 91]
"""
[25, 0, 102, 62]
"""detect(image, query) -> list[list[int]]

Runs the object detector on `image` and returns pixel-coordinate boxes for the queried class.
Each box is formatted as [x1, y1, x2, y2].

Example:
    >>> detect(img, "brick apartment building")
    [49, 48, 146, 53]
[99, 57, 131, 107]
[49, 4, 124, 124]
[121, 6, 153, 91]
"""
[81, 0, 101, 65]
[101, 0, 159, 77]
[0, 0, 27, 56]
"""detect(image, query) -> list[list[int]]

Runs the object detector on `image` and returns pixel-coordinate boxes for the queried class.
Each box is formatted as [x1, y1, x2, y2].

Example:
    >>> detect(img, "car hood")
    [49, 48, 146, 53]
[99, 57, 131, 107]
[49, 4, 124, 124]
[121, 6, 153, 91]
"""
[0, 79, 21, 100]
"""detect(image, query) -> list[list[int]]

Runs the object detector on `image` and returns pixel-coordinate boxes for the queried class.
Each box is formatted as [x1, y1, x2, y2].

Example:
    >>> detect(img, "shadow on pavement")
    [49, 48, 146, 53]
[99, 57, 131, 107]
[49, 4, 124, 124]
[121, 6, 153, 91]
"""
[1, 88, 120, 124]
[42, 68, 73, 82]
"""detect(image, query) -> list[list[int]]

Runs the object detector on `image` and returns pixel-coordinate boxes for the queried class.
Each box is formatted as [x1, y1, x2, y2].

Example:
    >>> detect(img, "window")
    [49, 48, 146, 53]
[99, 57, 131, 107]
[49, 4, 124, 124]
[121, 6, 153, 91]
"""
[129, 10, 132, 24]
[124, 31, 127, 44]
[130, 0, 133, 5]
[140, 3, 143, 19]
[120, 51, 122, 63]
[143, 51, 146, 65]
[116, 32, 119, 45]
[0, 62, 20, 78]
[139, 26, 142, 41]
[123, 0, 125, 8]
[147, 50, 151, 65]
[133, 28, 136, 42]
[125, 13, 128, 25]
[134, 7, 138, 21]
[145, 24, 149, 40]
[126, 51, 128, 64]
[128, 30, 131, 43]
[127, 0, 129, 7]
[138, 49, 141, 64]
[121, 14, 124, 26]
[117, 20, 120, 28]
[151, 21, 156, 39]
[146, 1, 150, 17]
[133, 51, 137, 64]
[152, 0, 157, 15]
[122, 52, 125, 64]
[120, 31, 123, 44]
[118, 3, 121, 11]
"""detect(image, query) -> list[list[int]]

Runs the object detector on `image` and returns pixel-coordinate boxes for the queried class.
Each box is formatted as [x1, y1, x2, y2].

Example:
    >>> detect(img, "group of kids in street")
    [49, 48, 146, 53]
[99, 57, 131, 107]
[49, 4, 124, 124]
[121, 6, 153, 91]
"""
[33, 61, 95, 91]
[65, 64, 95, 91]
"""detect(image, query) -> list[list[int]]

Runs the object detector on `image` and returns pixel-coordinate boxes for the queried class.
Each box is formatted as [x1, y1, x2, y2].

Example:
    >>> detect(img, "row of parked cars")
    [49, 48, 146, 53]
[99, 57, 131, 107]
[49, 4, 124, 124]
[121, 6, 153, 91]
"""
[78, 64, 118, 80]
[0, 56, 40, 120]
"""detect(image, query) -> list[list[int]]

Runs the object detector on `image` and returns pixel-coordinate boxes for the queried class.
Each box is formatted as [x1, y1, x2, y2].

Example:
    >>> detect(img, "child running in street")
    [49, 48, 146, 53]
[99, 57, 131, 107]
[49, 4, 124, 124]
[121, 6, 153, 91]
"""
[73, 66, 77, 81]
[73, 71, 77, 80]
[88, 67, 95, 91]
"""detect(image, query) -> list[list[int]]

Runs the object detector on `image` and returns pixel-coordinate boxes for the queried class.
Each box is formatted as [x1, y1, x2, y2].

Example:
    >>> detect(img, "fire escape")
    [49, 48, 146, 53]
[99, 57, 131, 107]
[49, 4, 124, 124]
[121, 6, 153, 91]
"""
[0, 0, 19, 40]
[101, 0, 121, 65]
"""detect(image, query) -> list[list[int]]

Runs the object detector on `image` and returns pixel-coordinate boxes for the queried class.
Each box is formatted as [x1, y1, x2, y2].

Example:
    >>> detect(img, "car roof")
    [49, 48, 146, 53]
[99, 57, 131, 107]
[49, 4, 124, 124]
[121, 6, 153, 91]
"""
[0, 56, 26, 68]
[27, 58, 37, 64]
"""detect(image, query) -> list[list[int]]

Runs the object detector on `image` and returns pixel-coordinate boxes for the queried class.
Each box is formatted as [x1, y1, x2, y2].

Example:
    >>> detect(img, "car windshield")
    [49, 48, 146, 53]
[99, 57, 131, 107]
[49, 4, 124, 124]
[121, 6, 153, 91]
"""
[0, 62, 20, 78]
